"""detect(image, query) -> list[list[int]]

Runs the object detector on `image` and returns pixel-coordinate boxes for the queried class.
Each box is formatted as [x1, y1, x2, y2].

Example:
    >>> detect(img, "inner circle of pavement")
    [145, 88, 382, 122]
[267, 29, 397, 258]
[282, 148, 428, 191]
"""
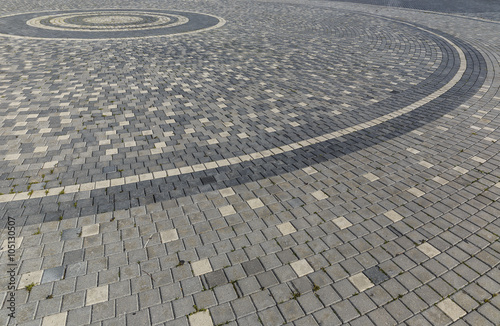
[1, 0, 500, 325]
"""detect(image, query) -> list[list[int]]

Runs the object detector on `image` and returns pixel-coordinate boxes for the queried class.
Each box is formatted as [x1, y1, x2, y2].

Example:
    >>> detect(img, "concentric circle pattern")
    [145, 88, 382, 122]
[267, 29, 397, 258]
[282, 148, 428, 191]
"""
[0, 9, 223, 39]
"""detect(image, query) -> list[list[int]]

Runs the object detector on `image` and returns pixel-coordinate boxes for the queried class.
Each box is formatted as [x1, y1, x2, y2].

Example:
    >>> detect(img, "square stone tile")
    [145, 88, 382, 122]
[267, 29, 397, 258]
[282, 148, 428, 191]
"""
[219, 188, 235, 197]
[41, 266, 65, 284]
[277, 222, 296, 236]
[384, 210, 403, 222]
[192, 259, 213, 276]
[247, 198, 264, 209]
[61, 228, 81, 240]
[81, 224, 99, 237]
[332, 217, 352, 230]
[18, 270, 43, 289]
[204, 270, 227, 289]
[291, 259, 314, 277]
[363, 173, 379, 182]
[407, 187, 425, 197]
[363, 266, 389, 285]
[0, 237, 23, 252]
[219, 205, 236, 217]
[437, 298, 466, 321]
[311, 190, 328, 200]
[42, 312, 67, 326]
[303, 167, 317, 175]
[160, 229, 178, 243]
[188, 310, 213, 326]
[418, 243, 440, 258]
[86, 285, 108, 306]
[241, 259, 265, 276]
[349, 273, 374, 292]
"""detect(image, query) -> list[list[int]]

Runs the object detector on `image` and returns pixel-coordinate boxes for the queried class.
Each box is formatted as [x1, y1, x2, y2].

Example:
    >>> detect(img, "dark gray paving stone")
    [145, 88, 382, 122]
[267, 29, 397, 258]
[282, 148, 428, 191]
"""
[203, 270, 228, 289]
[241, 258, 265, 276]
[363, 266, 390, 285]
[41, 266, 65, 284]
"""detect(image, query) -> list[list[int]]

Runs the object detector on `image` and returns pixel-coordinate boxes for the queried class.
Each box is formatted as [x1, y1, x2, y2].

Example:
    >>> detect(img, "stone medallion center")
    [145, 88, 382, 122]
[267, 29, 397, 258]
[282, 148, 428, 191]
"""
[0, 9, 225, 39]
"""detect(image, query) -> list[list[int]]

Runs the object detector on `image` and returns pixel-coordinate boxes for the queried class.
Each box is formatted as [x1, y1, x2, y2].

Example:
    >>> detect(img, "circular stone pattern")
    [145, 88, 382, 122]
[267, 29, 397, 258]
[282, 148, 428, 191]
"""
[82, 16, 144, 24]
[0, 9, 224, 39]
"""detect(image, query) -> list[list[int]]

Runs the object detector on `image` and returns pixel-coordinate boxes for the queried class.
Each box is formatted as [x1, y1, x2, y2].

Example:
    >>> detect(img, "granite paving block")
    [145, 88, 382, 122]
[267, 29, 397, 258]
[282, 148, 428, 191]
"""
[41, 266, 65, 284]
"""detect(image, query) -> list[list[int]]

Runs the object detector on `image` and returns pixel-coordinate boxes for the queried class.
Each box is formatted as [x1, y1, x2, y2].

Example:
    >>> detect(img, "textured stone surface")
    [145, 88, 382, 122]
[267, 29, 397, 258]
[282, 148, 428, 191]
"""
[1, 0, 500, 325]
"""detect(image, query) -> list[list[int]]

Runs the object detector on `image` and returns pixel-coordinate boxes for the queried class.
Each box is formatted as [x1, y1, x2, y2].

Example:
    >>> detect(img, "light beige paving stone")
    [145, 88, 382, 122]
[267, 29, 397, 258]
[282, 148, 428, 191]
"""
[363, 172, 379, 182]
[437, 298, 466, 321]
[188, 310, 213, 326]
[384, 210, 403, 222]
[247, 198, 264, 209]
[160, 229, 178, 243]
[34, 146, 48, 153]
[191, 258, 212, 276]
[0, 237, 23, 252]
[86, 285, 108, 306]
[311, 190, 328, 200]
[302, 167, 317, 175]
[277, 222, 296, 236]
[291, 259, 314, 277]
[418, 243, 441, 258]
[4, 154, 20, 161]
[219, 205, 236, 216]
[453, 166, 468, 174]
[418, 160, 434, 168]
[332, 217, 352, 230]
[471, 156, 486, 163]
[406, 147, 420, 154]
[433, 176, 448, 185]
[349, 273, 374, 292]
[42, 312, 67, 326]
[81, 224, 99, 237]
[407, 187, 425, 197]
[18, 270, 43, 289]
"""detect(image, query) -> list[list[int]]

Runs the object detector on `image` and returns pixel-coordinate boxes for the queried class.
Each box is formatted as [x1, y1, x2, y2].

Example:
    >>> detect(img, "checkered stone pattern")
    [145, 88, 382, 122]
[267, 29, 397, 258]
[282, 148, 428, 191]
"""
[1, 0, 500, 325]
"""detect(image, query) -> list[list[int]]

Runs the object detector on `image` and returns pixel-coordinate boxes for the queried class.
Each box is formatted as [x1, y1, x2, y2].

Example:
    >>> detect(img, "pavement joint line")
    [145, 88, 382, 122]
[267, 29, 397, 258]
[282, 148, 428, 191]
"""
[0, 21, 468, 203]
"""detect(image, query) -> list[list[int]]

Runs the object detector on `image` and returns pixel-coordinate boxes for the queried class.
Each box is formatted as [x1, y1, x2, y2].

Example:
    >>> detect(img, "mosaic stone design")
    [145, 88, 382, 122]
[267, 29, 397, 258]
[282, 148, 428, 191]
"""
[0, 9, 224, 39]
[1, 0, 500, 325]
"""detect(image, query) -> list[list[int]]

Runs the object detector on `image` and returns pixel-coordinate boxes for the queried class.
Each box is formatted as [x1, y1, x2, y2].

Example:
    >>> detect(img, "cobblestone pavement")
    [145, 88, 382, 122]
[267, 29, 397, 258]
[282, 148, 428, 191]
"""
[0, 0, 500, 325]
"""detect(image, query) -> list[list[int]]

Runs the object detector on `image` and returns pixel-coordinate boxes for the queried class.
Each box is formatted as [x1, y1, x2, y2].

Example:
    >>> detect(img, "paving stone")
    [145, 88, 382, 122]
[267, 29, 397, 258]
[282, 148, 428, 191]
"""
[349, 273, 374, 292]
[290, 259, 314, 277]
[86, 285, 108, 306]
[363, 266, 389, 285]
[41, 266, 65, 284]
[188, 310, 213, 326]
[277, 222, 297, 236]
[191, 258, 212, 276]
[241, 258, 265, 276]
[18, 270, 43, 289]
[1, 1, 500, 326]
[203, 270, 228, 289]
[259, 306, 285, 326]
[42, 312, 67, 326]
[437, 298, 467, 321]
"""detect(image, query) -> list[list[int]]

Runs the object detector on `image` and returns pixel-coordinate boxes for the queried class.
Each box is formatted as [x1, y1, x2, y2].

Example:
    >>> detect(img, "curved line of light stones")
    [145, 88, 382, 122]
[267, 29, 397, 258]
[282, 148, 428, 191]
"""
[27, 12, 188, 32]
[0, 9, 225, 40]
[0, 21, 467, 203]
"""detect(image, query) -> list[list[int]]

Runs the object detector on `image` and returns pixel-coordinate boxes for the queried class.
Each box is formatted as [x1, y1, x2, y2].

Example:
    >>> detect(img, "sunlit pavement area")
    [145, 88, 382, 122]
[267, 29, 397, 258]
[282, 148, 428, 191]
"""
[1, 0, 500, 325]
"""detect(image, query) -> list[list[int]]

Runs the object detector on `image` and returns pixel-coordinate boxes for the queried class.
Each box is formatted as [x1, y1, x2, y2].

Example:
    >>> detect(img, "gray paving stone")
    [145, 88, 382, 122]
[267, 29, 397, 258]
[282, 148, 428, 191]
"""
[363, 266, 389, 285]
[203, 270, 227, 289]
[149, 302, 174, 324]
